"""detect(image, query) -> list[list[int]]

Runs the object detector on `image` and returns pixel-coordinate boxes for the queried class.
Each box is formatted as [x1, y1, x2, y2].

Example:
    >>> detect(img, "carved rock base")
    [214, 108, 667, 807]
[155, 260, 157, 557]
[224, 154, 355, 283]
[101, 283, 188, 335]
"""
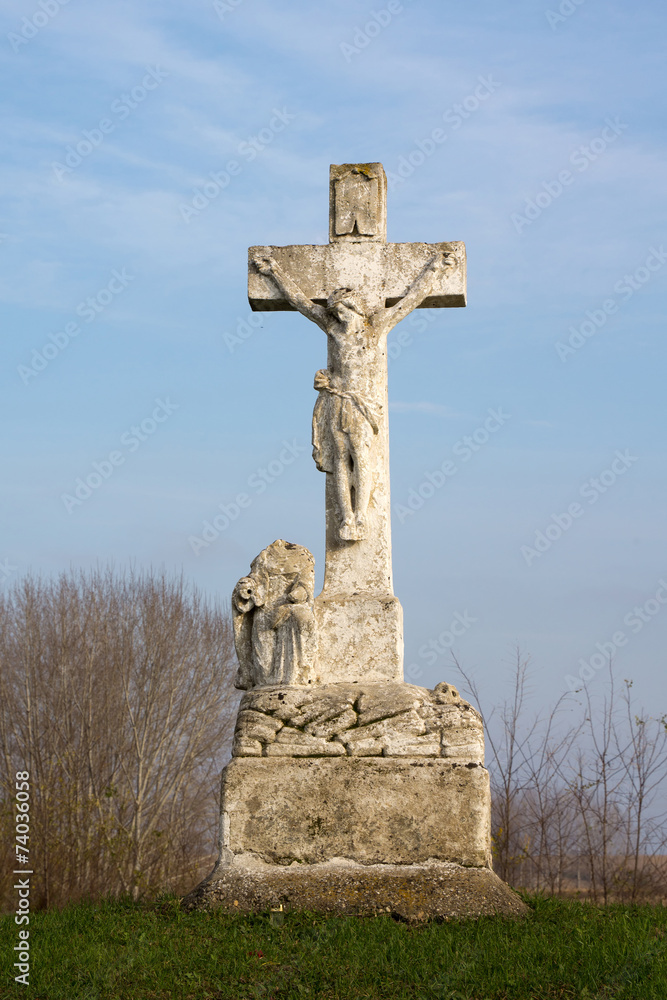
[182, 856, 528, 921]
[232, 681, 485, 761]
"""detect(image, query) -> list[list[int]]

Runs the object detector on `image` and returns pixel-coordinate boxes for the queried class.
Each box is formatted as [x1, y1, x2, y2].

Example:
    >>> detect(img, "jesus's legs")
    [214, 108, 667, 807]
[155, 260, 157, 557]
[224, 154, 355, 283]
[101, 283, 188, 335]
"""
[331, 429, 355, 540]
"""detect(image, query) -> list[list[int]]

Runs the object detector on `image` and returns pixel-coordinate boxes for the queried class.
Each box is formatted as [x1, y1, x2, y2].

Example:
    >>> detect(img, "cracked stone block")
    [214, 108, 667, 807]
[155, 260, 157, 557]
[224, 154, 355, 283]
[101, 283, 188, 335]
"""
[232, 736, 263, 757]
[273, 728, 346, 756]
[420, 704, 463, 728]
[266, 738, 345, 757]
[241, 687, 314, 719]
[442, 743, 484, 762]
[442, 726, 483, 747]
[305, 707, 358, 739]
[356, 684, 426, 726]
[235, 709, 283, 743]
[344, 736, 384, 756]
[382, 733, 441, 757]
[343, 708, 426, 743]
[290, 694, 357, 729]
[275, 726, 317, 743]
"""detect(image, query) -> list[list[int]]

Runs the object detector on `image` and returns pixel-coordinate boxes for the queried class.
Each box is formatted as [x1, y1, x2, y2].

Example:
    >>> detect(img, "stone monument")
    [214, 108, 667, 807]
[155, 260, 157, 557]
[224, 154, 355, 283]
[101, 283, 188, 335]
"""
[184, 163, 526, 920]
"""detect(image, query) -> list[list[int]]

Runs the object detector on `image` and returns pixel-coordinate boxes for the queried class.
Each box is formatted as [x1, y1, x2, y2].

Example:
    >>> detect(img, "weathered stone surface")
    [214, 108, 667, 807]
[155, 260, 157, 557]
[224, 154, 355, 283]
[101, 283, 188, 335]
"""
[314, 593, 403, 684]
[340, 708, 426, 743]
[272, 727, 347, 754]
[290, 694, 356, 729]
[235, 710, 283, 743]
[433, 681, 464, 704]
[442, 726, 483, 747]
[241, 686, 313, 716]
[220, 757, 491, 867]
[382, 733, 441, 757]
[356, 684, 424, 725]
[182, 857, 529, 922]
[345, 736, 384, 756]
[230, 681, 484, 763]
[231, 736, 263, 757]
[329, 162, 387, 244]
[306, 707, 358, 739]
[266, 739, 345, 758]
[442, 743, 485, 763]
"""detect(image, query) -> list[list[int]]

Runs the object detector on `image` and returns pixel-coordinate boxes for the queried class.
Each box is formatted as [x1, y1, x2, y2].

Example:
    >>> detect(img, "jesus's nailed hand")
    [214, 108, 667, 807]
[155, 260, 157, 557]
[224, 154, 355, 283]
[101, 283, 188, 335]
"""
[256, 256, 276, 276]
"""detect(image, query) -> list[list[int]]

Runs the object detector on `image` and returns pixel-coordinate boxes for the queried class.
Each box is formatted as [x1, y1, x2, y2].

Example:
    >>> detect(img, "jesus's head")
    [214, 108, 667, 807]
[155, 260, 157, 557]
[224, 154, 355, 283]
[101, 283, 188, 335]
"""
[327, 288, 368, 325]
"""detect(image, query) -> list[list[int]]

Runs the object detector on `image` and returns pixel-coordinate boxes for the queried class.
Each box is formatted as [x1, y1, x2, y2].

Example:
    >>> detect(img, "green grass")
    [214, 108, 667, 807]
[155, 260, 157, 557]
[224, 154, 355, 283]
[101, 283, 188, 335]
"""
[1, 895, 666, 999]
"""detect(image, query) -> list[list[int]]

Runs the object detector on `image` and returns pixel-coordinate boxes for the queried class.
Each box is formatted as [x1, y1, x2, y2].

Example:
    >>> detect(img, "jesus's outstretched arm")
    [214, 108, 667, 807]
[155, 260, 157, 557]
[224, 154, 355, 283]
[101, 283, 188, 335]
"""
[256, 256, 330, 333]
[374, 251, 455, 336]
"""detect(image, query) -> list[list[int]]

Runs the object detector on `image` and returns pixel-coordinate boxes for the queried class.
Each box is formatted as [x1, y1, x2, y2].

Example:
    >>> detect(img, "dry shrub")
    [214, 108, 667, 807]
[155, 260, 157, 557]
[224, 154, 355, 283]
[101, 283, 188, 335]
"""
[456, 650, 667, 904]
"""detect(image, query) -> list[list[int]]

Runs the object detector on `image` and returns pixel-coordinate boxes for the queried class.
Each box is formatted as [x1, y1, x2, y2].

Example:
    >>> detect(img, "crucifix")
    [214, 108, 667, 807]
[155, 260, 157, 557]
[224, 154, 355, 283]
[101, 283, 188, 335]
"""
[247, 163, 467, 683]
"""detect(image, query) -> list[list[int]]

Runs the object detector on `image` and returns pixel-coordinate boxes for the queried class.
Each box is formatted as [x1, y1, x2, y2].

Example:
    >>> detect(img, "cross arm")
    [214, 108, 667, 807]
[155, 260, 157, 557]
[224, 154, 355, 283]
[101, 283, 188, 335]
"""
[251, 255, 329, 332]
[248, 242, 466, 312]
[375, 251, 455, 335]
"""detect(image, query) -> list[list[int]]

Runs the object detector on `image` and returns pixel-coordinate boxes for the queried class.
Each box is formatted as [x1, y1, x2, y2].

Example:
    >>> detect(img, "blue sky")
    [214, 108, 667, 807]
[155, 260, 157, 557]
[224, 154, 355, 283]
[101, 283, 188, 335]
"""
[2, 0, 666, 712]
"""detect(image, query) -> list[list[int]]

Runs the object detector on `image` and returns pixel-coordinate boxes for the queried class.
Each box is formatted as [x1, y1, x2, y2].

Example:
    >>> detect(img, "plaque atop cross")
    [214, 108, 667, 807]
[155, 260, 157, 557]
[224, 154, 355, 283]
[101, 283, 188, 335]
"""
[246, 163, 467, 684]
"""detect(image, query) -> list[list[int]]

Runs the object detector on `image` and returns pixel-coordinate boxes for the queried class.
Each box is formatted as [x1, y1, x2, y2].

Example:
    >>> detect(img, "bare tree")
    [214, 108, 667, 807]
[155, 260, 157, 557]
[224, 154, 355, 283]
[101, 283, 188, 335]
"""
[0, 568, 238, 910]
[454, 652, 667, 902]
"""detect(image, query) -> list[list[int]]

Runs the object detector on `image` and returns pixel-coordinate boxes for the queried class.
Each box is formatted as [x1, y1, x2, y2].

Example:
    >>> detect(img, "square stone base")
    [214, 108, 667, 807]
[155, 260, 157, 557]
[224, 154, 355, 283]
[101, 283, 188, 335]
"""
[219, 757, 491, 868]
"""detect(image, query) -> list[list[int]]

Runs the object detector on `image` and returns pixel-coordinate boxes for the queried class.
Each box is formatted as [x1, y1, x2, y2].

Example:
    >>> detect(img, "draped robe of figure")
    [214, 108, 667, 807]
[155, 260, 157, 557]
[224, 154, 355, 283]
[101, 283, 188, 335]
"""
[233, 540, 318, 689]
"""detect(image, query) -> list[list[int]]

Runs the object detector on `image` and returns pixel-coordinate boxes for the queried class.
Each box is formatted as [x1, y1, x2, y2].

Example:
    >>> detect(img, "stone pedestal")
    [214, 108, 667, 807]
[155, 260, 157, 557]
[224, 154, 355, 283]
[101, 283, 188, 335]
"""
[219, 757, 491, 868]
[184, 682, 528, 919]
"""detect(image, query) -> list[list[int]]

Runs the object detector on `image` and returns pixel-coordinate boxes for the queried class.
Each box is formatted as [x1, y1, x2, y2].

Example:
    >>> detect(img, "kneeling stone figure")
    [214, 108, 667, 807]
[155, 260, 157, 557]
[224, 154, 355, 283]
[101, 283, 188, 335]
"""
[232, 539, 318, 689]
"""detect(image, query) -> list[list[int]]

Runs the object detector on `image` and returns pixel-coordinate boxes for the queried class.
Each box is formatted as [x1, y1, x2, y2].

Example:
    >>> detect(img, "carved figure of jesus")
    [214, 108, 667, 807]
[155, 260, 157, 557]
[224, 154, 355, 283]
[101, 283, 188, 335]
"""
[256, 252, 453, 541]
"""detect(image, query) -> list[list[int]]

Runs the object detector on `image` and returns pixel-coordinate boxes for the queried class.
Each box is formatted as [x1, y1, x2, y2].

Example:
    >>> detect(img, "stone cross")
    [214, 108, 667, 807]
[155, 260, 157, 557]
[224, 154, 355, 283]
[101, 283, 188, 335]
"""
[247, 163, 467, 684]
